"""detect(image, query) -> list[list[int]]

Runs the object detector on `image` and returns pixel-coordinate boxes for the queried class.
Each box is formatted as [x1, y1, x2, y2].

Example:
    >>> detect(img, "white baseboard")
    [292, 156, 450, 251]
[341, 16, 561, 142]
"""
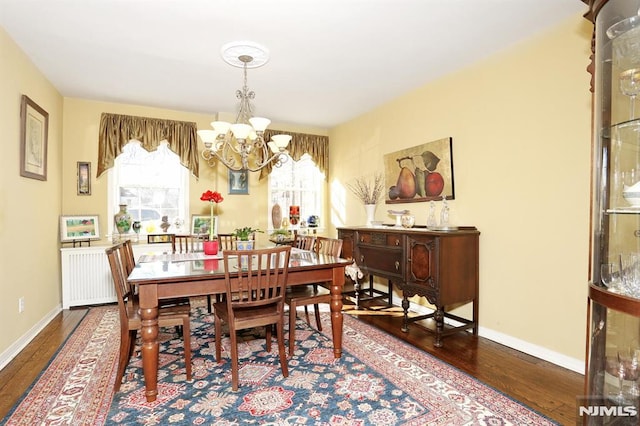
[321, 292, 585, 375]
[406, 301, 584, 374]
[477, 325, 584, 374]
[0, 304, 62, 371]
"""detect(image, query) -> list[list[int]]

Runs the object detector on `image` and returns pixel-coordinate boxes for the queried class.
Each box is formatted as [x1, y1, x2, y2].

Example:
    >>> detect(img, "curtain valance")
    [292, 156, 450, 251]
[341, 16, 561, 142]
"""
[259, 130, 329, 180]
[97, 113, 199, 178]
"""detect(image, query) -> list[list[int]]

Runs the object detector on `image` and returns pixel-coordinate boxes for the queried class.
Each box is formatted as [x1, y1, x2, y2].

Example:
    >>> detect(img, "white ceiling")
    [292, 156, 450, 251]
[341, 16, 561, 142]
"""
[0, 0, 586, 129]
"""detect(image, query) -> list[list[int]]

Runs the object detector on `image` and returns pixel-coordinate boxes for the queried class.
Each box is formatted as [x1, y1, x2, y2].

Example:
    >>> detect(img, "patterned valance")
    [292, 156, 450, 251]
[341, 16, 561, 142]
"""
[97, 113, 199, 178]
[259, 129, 329, 180]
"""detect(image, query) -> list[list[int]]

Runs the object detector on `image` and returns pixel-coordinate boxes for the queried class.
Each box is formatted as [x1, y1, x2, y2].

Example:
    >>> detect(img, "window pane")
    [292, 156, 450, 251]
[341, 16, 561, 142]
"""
[268, 154, 324, 230]
[109, 141, 189, 235]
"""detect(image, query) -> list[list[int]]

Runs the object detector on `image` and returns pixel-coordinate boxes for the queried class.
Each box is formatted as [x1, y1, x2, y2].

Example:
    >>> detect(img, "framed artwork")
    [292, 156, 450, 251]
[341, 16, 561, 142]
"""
[20, 95, 49, 181]
[191, 214, 218, 236]
[384, 137, 455, 204]
[77, 161, 91, 195]
[147, 234, 172, 244]
[228, 169, 249, 194]
[60, 215, 100, 242]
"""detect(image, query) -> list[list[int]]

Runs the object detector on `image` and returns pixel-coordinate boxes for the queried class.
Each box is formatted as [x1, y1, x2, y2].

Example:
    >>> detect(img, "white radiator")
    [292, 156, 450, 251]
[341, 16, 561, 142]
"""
[60, 242, 172, 309]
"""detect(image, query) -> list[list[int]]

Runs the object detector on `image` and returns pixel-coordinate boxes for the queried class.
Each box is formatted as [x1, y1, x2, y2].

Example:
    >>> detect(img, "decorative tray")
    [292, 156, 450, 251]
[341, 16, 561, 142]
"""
[427, 225, 459, 231]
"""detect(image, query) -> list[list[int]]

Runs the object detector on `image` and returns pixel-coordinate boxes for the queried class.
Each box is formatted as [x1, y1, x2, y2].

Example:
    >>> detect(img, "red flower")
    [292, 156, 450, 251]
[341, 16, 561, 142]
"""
[200, 190, 224, 204]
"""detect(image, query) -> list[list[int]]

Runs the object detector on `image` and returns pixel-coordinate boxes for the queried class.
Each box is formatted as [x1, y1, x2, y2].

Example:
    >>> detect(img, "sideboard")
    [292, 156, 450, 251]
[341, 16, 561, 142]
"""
[337, 226, 480, 347]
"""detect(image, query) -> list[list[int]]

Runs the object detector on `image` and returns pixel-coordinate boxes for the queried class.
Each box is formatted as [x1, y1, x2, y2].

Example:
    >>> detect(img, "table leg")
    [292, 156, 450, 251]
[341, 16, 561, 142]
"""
[138, 285, 159, 402]
[330, 267, 345, 358]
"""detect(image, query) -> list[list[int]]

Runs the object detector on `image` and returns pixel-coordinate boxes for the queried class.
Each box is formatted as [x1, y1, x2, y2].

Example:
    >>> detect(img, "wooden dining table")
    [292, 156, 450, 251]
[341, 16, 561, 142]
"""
[128, 248, 351, 402]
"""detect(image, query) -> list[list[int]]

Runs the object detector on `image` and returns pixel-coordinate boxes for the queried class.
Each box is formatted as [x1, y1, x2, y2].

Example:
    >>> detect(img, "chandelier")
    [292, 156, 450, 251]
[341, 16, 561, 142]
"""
[197, 41, 291, 172]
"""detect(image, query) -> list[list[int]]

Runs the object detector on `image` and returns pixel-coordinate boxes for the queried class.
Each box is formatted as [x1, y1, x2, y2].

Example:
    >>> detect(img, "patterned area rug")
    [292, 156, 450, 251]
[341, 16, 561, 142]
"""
[2, 306, 118, 425]
[2, 304, 557, 425]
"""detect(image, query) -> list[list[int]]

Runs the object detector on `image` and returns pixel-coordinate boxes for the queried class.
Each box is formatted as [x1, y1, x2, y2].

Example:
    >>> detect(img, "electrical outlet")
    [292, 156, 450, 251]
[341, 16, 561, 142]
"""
[18, 297, 24, 313]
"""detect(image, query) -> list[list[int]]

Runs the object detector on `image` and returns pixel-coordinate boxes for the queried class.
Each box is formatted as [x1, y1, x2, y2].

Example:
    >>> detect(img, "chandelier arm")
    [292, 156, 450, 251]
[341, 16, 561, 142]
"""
[198, 43, 291, 173]
[216, 142, 241, 170]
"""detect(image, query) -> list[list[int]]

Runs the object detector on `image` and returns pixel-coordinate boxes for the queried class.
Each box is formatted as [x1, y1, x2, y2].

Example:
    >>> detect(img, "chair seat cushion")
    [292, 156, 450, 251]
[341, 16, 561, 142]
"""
[213, 301, 282, 328]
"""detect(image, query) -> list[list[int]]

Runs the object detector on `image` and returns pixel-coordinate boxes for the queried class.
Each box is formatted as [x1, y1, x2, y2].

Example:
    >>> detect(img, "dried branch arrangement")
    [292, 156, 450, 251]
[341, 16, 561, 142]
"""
[347, 173, 385, 204]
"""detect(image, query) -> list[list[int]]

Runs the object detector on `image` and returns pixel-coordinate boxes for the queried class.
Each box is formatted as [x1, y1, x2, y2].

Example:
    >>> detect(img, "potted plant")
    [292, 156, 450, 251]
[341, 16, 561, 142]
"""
[233, 226, 262, 250]
[270, 228, 290, 242]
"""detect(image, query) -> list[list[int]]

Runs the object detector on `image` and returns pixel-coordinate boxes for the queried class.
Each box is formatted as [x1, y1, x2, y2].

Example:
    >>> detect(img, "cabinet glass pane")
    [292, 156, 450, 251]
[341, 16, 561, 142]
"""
[596, 0, 640, 299]
[586, 1, 640, 424]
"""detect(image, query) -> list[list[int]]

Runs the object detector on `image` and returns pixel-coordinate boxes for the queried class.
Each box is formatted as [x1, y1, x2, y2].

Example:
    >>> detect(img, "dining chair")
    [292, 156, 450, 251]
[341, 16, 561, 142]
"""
[285, 234, 317, 329]
[285, 236, 343, 356]
[125, 237, 191, 318]
[171, 234, 214, 312]
[213, 246, 292, 391]
[121, 238, 136, 275]
[292, 234, 316, 251]
[172, 234, 209, 253]
[105, 243, 192, 392]
[216, 233, 237, 251]
[217, 232, 256, 251]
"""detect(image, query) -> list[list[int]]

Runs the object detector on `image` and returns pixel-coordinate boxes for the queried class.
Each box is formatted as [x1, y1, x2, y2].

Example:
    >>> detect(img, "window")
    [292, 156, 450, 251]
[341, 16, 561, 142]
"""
[108, 140, 189, 236]
[268, 153, 325, 231]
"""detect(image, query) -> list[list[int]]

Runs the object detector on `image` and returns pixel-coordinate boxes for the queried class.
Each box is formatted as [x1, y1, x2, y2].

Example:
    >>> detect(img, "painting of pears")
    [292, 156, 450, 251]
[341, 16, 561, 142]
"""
[383, 137, 454, 204]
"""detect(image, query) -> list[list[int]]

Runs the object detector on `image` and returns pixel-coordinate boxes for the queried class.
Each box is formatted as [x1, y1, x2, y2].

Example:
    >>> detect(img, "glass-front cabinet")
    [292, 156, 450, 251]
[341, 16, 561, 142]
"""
[584, 0, 640, 424]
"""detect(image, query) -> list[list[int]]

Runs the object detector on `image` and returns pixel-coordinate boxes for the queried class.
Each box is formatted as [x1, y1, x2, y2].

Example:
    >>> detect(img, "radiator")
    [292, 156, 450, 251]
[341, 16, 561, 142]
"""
[60, 242, 171, 309]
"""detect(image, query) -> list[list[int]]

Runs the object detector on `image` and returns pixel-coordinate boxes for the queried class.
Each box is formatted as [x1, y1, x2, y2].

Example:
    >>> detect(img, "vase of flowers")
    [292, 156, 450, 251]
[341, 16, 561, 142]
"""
[200, 190, 224, 255]
[346, 173, 385, 226]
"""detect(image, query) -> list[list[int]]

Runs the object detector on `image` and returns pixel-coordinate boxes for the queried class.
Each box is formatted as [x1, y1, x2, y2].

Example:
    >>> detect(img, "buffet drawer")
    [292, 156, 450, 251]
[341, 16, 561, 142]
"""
[358, 231, 403, 247]
[357, 245, 403, 280]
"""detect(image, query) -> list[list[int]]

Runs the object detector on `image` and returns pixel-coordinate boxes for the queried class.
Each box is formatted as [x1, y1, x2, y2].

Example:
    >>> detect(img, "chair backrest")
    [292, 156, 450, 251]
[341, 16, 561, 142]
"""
[315, 236, 343, 257]
[217, 233, 237, 251]
[293, 234, 316, 251]
[106, 243, 135, 327]
[222, 246, 291, 313]
[121, 239, 136, 275]
[172, 234, 208, 253]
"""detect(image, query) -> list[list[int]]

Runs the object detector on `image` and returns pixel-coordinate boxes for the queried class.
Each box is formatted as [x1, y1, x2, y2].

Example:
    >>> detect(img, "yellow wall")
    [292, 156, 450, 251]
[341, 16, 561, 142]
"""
[1, 13, 595, 370]
[0, 27, 64, 355]
[329, 14, 593, 365]
[61, 99, 327, 246]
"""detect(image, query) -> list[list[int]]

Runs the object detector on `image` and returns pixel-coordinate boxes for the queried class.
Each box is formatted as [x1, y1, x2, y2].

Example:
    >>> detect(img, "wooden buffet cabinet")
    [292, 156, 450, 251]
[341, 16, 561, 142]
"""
[337, 226, 480, 347]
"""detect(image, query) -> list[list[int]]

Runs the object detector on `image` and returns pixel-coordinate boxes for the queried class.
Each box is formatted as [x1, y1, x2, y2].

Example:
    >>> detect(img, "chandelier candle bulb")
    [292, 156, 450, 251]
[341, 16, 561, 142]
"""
[196, 130, 216, 149]
[212, 121, 231, 135]
[230, 123, 252, 140]
[272, 134, 292, 149]
[249, 117, 270, 132]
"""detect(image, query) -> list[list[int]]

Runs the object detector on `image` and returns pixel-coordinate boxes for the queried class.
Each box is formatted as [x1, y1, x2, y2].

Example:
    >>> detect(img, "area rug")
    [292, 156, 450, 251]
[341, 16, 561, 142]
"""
[2, 305, 557, 425]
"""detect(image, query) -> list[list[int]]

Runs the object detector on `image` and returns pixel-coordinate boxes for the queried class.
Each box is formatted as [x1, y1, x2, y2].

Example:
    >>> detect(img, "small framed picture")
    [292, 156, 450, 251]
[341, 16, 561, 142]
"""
[147, 234, 172, 244]
[228, 169, 249, 195]
[60, 215, 100, 242]
[77, 161, 91, 195]
[20, 95, 49, 181]
[191, 215, 218, 236]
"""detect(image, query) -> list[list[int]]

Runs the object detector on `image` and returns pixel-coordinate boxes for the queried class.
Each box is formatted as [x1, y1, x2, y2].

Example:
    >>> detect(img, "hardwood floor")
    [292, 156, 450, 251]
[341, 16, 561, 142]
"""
[0, 308, 88, 420]
[0, 304, 583, 424]
[352, 310, 583, 425]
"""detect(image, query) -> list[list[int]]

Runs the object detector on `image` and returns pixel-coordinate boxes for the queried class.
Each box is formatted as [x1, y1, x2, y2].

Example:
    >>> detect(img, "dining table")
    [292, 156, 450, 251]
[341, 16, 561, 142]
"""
[128, 247, 351, 402]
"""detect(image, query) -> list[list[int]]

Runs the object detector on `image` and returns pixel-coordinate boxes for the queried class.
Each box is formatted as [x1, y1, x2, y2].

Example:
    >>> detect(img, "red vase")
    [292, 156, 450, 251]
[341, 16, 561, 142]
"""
[203, 240, 218, 255]
[204, 259, 219, 271]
